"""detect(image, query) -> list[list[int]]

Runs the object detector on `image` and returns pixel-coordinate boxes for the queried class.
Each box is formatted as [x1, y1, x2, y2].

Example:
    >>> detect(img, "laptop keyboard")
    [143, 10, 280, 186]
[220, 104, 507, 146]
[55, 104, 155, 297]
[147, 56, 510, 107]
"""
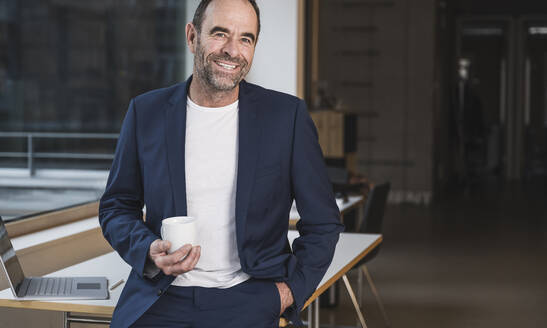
[26, 278, 74, 296]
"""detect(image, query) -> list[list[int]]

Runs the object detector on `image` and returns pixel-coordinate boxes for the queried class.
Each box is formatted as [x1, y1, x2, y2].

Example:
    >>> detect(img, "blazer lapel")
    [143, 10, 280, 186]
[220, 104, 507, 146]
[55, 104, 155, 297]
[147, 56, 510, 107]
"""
[165, 77, 192, 216]
[235, 81, 260, 244]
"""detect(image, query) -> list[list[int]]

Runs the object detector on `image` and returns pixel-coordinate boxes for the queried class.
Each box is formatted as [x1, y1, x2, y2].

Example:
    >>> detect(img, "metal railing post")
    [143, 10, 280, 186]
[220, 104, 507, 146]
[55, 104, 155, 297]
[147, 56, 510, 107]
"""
[27, 134, 35, 176]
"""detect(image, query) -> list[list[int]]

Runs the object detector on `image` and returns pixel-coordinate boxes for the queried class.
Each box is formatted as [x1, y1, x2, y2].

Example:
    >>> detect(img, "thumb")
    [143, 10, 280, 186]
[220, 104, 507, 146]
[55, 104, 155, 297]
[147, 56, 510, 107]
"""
[160, 240, 171, 252]
[151, 239, 170, 253]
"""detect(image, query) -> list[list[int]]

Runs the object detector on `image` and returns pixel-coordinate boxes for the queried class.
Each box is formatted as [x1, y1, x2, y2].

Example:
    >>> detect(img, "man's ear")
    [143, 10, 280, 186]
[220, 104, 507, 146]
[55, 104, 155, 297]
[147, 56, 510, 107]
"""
[186, 23, 197, 54]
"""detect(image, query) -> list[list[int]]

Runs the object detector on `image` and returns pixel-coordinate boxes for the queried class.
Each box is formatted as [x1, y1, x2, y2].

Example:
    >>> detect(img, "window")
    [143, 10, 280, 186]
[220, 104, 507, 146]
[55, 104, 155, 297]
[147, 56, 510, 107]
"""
[0, 0, 188, 221]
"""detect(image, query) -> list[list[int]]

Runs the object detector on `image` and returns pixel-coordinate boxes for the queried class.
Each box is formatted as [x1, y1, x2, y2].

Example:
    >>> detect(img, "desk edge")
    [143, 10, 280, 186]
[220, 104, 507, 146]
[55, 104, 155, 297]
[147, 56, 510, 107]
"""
[301, 234, 383, 309]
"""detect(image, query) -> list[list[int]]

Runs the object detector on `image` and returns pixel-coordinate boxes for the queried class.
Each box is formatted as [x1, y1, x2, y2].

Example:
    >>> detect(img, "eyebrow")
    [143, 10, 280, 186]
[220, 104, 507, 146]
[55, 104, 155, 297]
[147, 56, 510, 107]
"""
[209, 26, 256, 43]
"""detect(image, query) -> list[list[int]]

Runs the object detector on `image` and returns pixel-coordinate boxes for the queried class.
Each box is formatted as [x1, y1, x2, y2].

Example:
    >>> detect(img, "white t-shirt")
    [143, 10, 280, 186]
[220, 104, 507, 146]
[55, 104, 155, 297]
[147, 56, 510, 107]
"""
[171, 97, 250, 288]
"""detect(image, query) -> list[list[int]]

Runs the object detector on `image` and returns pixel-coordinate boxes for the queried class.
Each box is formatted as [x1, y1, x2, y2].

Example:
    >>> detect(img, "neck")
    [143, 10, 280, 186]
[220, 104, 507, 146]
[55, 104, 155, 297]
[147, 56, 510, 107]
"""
[188, 75, 239, 107]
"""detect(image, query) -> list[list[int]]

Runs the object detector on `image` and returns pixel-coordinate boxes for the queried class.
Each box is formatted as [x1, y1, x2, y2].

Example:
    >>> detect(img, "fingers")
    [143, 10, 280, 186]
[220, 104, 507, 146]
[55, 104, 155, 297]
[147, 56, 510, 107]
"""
[275, 282, 293, 315]
[154, 244, 191, 268]
[149, 239, 202, 276]
[165, 246, 201, 276]
[150, 239, 171, 256]
[187, 246, 201, 270]
[189, 246, 201, 268]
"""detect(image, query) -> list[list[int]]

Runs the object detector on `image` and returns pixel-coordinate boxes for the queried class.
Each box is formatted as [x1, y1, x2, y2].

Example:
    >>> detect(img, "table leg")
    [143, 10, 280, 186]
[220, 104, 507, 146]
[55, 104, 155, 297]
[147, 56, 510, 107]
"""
[362, 265, 391, 327]
[357, 268, 364, 328]
[63, 312, 68, 328]
[342, 274, 368, 328]
[308, 303, 312, 328]
[314, 298, 319, 328]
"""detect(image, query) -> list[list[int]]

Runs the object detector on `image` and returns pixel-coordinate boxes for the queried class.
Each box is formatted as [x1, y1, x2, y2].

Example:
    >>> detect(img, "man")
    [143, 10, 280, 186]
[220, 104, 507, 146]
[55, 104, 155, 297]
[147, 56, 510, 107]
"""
[99, 0, 343, 327]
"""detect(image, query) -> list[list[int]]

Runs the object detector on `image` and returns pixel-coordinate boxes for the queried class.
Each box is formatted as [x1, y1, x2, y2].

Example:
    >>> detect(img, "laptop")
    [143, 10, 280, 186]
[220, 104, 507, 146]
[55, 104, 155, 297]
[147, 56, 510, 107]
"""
[0, 216, 109, 300]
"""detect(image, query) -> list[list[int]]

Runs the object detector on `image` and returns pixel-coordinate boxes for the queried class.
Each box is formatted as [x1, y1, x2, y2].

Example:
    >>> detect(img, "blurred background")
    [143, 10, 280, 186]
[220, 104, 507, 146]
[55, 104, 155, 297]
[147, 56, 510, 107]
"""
[0, 0, 546, 327]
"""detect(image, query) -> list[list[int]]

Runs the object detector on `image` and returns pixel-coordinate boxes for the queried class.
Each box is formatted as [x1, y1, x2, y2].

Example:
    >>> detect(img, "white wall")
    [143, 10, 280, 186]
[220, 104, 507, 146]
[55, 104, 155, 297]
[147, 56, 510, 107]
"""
[245, 0, 299, 96]
[184, 0, 299, 96]
[184, 0, 200, 77]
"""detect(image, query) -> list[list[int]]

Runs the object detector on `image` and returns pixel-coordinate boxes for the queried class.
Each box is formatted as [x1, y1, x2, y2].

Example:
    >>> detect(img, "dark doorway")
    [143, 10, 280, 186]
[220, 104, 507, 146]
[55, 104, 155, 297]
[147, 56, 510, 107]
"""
[439, 9, 547, 190]
[521, 18, 547, 182]
[454, 18, 510, 185]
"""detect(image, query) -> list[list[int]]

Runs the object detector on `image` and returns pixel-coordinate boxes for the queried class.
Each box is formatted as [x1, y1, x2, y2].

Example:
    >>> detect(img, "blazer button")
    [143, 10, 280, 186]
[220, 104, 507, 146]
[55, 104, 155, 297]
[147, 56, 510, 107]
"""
[157, 289, 163, 296]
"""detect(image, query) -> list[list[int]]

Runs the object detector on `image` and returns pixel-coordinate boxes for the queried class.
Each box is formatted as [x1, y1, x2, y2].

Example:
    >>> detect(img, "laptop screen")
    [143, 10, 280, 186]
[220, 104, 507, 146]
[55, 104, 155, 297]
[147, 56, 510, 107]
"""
[0, 217, 25, 294]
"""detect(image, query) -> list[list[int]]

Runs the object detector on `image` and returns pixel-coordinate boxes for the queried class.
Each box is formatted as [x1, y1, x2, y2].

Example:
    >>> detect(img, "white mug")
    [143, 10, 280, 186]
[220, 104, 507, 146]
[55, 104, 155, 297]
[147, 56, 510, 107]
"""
[160, 216, 198, 254]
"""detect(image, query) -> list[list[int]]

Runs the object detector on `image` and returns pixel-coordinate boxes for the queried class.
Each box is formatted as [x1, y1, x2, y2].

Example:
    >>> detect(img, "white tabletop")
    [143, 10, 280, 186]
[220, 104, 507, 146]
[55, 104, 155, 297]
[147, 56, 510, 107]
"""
[0, 231, 381, 313]
[289, 195, 364, 220]
[0, 252, 130, 312]
[287, 231, 381, 288]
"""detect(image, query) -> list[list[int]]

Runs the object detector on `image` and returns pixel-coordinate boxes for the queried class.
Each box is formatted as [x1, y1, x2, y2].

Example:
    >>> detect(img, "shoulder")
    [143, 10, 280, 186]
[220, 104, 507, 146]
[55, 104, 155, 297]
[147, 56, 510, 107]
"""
[241, 80, 303, 110]
[132, 82, 186, 112]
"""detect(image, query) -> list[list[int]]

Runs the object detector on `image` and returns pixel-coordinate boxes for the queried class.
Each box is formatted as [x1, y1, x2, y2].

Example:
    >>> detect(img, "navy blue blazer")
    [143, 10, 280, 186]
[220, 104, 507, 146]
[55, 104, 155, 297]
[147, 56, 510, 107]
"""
[99, 76, 344, 327]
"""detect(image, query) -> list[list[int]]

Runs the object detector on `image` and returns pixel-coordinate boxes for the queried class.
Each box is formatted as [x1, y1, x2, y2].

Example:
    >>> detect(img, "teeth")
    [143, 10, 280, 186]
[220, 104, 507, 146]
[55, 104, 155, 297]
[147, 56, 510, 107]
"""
[217, 62, 236, 70]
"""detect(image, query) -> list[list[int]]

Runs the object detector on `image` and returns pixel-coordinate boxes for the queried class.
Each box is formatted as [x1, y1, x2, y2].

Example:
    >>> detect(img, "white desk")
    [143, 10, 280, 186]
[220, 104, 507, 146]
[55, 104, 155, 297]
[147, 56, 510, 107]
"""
[0, 231, 382, 328]
[0, 252, 129, 316]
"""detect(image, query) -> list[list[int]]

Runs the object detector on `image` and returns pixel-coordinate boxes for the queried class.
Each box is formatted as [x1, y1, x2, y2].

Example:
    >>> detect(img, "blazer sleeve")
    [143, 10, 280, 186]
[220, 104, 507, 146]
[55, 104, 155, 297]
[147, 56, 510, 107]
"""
[285, 99, 345, 314]
[99, 99, 159, 279]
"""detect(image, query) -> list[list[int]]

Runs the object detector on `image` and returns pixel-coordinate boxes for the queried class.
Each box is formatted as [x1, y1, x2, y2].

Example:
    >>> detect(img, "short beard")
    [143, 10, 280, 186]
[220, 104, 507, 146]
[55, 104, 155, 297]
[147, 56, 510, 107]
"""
[194, 38, 249, 91]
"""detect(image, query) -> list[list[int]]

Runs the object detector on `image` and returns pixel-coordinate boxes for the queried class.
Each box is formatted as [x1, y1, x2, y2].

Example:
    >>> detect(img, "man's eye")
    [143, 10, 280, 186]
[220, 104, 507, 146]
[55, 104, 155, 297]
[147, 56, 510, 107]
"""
[242, 38, 252, 44]
[215, 33, 226, 38]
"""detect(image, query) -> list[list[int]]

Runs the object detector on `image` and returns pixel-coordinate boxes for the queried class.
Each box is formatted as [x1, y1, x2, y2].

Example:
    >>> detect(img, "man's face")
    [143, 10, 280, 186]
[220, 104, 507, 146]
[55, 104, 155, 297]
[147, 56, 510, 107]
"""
[191, 0, 258, 91]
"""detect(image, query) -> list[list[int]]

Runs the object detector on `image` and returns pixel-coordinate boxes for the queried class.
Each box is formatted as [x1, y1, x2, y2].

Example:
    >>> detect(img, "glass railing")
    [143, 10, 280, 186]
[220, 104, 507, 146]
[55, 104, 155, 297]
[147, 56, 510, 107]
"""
[0, 132, 118, 175]
[0, 188, 102, 223]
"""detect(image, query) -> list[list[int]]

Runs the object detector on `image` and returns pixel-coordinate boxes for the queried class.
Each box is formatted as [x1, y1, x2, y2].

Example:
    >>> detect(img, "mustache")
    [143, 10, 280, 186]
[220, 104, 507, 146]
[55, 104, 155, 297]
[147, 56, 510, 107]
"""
[208, 53, 248, 67]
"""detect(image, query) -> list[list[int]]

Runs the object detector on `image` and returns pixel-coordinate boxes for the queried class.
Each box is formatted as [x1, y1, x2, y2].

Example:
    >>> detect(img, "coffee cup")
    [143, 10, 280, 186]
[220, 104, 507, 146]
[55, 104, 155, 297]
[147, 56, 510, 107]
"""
[160, 216, 198, 254]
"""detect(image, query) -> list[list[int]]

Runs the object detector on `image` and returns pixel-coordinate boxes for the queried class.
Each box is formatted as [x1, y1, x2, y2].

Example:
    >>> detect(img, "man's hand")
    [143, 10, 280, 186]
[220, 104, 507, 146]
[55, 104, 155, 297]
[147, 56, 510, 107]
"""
[275, 282, 294, 315]
[149, 239, 201, 276]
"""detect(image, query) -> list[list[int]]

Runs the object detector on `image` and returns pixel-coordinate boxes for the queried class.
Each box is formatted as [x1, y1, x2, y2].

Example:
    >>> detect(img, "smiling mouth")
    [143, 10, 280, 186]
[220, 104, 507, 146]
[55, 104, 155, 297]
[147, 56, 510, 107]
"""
[214, 60, 239, 71]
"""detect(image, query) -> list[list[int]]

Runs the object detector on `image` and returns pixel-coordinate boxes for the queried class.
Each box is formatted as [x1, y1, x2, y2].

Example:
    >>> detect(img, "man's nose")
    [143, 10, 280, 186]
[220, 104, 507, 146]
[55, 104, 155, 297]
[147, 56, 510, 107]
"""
[221, 37, 239, 59]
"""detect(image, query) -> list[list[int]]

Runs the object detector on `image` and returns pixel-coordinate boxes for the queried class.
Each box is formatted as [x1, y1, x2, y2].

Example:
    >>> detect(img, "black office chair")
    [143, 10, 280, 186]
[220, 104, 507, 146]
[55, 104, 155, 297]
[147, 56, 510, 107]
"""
[353, 182, 391, 327]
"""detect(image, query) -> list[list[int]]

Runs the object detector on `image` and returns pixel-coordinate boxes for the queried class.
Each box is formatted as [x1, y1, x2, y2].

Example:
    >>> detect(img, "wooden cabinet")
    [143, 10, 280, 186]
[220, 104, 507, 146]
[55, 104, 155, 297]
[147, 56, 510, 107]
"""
[310, 110, 357, 172]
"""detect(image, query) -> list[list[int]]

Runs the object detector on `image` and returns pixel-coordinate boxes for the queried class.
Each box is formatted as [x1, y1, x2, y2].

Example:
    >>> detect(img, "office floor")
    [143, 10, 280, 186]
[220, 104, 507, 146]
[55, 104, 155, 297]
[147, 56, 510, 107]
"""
[311, 182, 547, 328]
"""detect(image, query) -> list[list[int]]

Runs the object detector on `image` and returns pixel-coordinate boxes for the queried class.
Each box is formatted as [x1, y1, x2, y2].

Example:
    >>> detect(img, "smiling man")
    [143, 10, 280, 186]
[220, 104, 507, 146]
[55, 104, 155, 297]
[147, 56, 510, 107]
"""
[99, 0, 343, 327]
